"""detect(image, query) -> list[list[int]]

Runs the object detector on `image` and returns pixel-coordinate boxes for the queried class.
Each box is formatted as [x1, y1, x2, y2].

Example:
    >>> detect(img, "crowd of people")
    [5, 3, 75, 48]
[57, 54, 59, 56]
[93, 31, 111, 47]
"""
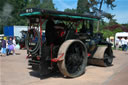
[116, 37, 128, 51]
[1, 37, 16, 56]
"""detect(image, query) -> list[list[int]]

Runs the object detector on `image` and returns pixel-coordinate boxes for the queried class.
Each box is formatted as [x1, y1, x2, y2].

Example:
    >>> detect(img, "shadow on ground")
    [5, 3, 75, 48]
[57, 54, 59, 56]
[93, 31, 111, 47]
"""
[29, 70, 63, 80]
[125, 53, 128, 55]
[15, 53, 21, 55]
[87, 63, 114, 67]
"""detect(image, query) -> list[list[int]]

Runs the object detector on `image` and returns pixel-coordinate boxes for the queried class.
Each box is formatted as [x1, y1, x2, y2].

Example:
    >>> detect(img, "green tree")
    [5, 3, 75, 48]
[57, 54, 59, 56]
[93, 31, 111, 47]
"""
[77, 0, 90, 14]
[98, 0, 116, 23]
[100, 29, 113, 38]
[7, 0, 27, 25]
[104, 0, 116, 10]
[40, 0, 55, 10]
[89, 0, 116, 33]
[109, 18, 117, 25]
[0, 1, 14, 33]
[0, 0, 56, 34]
[0, 0, 7, 11]
[0, 0, 27, 34]
[0, 0, 7, 33]
[25, 0, 40, 8]
[100, 27, 122, 38]
[76, 0, 116, 20]
[64, 8, 76, 13]
[89, 0, 116, 10]
[122, 23, 128, 28]
[112, 28, 123, 35]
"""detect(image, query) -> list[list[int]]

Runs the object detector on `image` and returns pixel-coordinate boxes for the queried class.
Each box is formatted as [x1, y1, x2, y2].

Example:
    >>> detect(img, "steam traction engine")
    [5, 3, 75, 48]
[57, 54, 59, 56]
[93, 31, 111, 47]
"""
[20, 8, 114, 77]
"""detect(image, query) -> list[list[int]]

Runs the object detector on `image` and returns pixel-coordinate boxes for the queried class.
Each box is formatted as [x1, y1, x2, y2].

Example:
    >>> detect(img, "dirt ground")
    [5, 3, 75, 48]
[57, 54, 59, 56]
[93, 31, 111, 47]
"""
[0, 50, 128, 85]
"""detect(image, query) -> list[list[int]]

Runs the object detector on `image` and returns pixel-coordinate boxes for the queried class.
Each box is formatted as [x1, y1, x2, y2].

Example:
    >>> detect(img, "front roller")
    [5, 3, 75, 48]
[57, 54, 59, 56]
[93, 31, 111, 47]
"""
[57, 40, 88, 77]
[88, 46, 114, 66]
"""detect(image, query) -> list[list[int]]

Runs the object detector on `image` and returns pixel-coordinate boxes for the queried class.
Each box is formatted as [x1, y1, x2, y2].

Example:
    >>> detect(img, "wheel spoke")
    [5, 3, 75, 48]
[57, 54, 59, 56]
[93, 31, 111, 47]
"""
[65, 43, 85, 74]
[58, 40, 87, 77]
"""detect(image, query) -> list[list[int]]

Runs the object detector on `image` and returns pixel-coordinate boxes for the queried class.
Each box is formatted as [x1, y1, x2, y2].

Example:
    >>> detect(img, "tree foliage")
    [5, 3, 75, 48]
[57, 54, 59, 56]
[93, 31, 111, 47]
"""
[25, 0, 55, 10]
[0, 0, 55, 34]
[40, 0, 55, 10]
[0, 0, 26, 33]
[0, 0, 7, 11]
[89, 0, 116, 10]
[77, 0, 90, 14]
[104, 0, 116, 10]
[76, 0, 116, 19]
[0, 0, 126, 36]
[100, 23, 128, 38]
[25, 0, 40, 8]
[64, 8, 77, 13]
[7, 0, 27, 25]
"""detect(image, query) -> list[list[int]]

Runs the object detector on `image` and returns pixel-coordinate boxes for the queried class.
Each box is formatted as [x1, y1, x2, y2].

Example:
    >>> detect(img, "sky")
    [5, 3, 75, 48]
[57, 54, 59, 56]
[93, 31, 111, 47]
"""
[53, 0, 128, 24]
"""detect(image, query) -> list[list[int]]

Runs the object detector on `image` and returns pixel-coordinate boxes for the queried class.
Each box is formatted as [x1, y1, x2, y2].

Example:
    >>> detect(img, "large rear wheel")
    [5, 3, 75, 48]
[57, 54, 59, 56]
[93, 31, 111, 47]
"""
[57, 40, 88, 77]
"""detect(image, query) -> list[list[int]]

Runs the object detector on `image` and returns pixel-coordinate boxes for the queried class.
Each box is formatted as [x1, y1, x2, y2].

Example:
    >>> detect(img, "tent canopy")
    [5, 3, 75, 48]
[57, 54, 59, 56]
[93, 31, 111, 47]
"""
[20, 8, 100, 21]
[115, 32, 128, 37]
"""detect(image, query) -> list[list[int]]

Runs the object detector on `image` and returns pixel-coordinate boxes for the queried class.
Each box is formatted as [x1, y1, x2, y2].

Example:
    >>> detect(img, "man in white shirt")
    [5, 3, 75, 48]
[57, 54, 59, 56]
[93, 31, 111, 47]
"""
[126, 37, 128, 51]
[121, 38, 127, 51]
[115, 38, 122, 50]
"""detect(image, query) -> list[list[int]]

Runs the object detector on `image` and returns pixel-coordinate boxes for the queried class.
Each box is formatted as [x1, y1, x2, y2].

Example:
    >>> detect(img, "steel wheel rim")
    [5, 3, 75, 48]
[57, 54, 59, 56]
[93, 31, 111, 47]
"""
[65, 42, 85, 75]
